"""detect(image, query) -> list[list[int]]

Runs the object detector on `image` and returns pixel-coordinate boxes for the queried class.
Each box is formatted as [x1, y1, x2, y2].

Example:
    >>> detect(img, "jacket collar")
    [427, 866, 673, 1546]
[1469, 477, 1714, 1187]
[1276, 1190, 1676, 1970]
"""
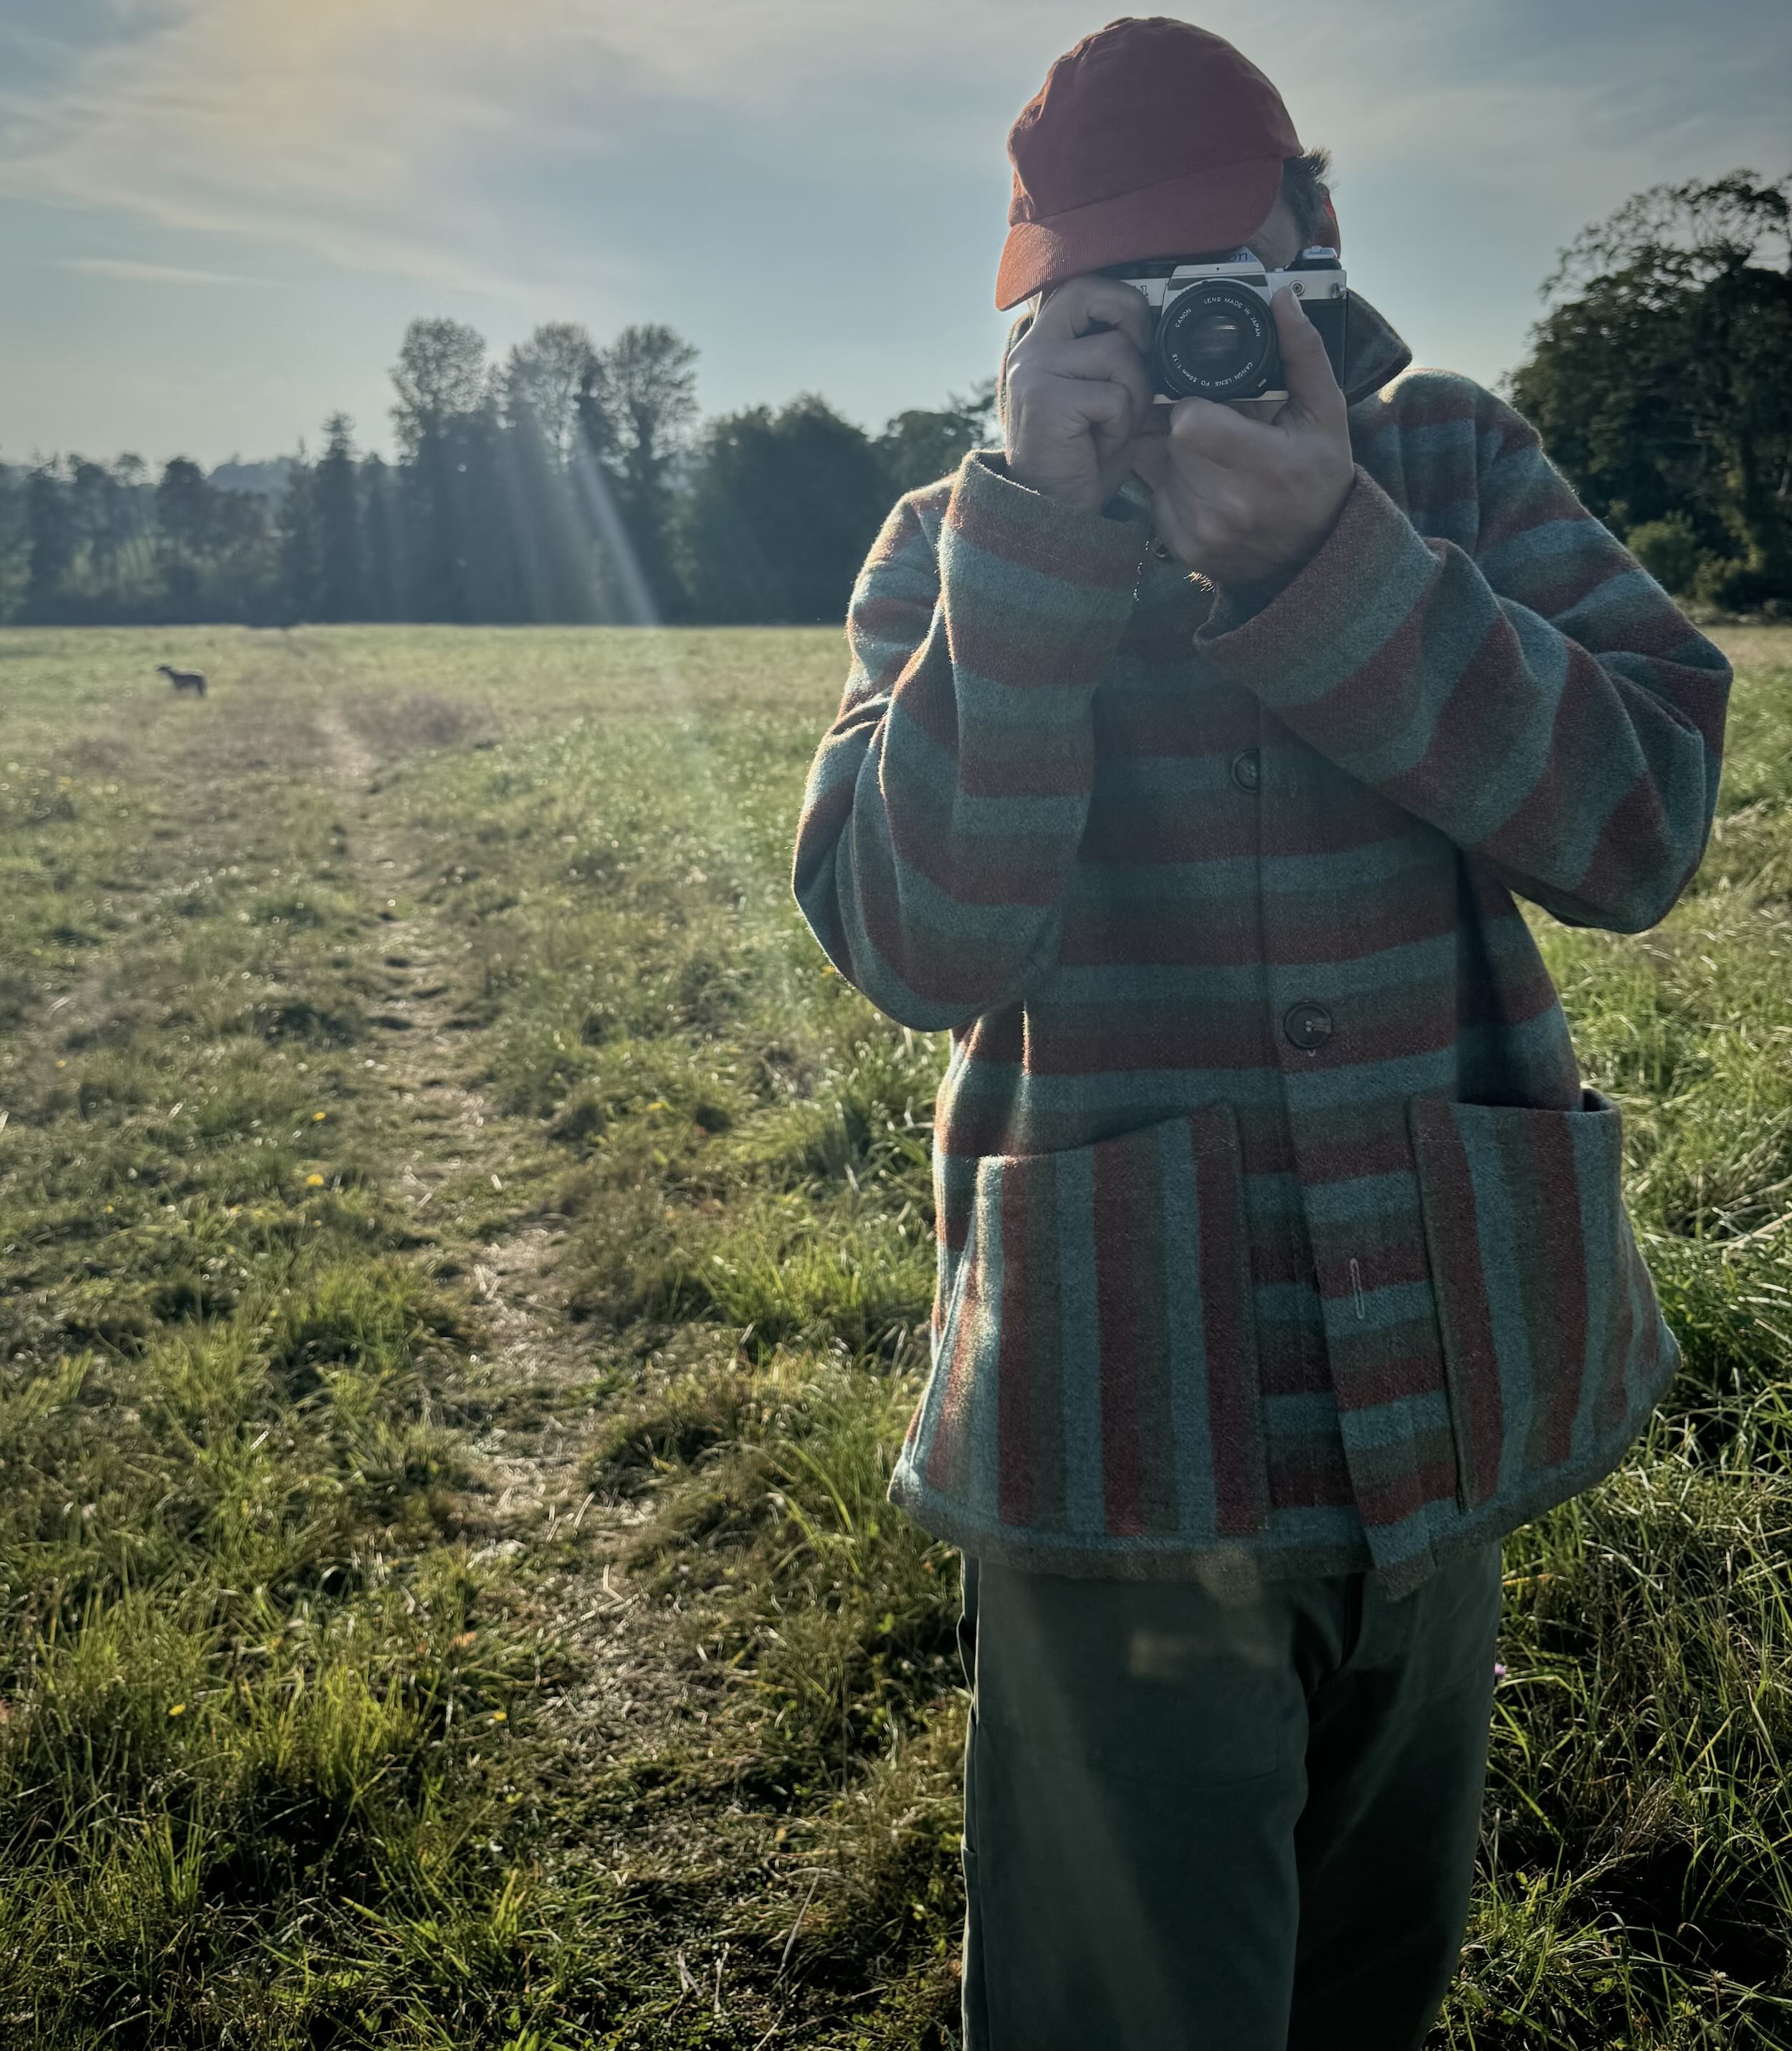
[1337, 289, 1411, 406]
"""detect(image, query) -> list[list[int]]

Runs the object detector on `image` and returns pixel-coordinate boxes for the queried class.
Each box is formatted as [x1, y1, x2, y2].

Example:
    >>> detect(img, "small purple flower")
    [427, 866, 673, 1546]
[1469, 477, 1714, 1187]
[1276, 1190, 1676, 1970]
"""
[1492, 1662, 1508, 1682]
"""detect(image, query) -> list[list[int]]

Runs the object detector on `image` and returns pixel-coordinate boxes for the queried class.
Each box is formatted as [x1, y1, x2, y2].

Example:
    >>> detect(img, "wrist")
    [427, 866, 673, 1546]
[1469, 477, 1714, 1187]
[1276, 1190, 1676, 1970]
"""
[1230, 480, 1351, 594]
[1004, 460, 1104, 516]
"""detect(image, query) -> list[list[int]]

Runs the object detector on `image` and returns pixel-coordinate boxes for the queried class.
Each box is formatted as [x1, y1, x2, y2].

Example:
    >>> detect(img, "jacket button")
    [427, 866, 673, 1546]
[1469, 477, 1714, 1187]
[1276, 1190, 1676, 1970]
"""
[1230, 747, 1262, 793]
[1283, 1001, 1333, 1052]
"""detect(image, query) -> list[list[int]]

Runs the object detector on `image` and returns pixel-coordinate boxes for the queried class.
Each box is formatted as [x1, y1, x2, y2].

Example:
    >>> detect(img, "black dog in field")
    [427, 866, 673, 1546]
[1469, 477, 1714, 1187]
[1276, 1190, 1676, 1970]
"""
[156, 663, 207, 698]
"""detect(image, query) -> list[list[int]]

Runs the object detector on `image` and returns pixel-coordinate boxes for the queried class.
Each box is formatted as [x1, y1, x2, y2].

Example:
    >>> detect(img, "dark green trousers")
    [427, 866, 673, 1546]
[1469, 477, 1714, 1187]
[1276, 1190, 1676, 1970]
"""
[958, 1541, 1503, 2051]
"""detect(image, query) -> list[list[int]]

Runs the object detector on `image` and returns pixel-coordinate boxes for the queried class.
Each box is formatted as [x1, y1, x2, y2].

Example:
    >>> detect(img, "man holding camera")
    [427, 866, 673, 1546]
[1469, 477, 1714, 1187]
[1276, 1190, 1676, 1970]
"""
[793, 16, 1730, 2050]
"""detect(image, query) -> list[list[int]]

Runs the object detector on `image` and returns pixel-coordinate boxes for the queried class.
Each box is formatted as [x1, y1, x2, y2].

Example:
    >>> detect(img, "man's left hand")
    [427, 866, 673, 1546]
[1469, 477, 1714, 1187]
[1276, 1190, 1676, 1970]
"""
[1131, 287, 1355, 595]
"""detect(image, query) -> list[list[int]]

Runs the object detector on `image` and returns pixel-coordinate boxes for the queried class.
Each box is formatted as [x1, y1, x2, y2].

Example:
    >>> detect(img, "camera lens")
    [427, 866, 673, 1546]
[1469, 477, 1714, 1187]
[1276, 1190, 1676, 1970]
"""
[1153, 282, 1274, 399]
[1183, 308, 1248, 370]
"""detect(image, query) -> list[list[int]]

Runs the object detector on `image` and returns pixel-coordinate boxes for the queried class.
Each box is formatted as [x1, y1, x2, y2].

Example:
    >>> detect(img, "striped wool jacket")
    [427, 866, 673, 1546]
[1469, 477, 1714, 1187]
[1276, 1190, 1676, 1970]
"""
[791, 293, 1731, 1599]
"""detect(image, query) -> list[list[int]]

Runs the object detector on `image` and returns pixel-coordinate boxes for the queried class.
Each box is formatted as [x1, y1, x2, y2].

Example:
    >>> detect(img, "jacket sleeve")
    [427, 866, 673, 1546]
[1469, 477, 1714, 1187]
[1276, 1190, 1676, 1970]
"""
[791, 452, 1149, 1030]
[1192, 376, 1732, 933]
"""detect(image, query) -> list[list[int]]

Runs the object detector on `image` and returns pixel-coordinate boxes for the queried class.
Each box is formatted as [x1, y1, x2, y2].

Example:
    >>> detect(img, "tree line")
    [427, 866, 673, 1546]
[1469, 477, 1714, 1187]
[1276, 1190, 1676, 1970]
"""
[1, 171, 1784, 630]
[1508, 172, 1788, 612]
[0, 317, 994, 629]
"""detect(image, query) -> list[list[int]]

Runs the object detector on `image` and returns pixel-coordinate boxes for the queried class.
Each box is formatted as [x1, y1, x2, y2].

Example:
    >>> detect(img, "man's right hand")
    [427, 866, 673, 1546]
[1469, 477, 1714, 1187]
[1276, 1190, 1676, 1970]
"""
[1002, 275, 1158, 515]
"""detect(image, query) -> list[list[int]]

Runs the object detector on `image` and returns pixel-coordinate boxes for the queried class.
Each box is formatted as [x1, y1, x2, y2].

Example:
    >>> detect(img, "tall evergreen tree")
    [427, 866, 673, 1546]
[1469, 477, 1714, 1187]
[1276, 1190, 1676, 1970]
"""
[315, 414, 365, 621]
[67, 458, 126, 608]
[274, 450, 320, 624]
[361, 452, 400, 621]
[0, 462, 25, 617]
[23, 463, 76, 620]
[155, 458, 221, 622]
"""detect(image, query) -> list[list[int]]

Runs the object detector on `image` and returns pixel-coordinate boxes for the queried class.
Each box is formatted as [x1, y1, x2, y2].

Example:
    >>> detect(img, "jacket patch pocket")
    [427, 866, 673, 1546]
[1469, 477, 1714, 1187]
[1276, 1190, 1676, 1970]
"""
[923, 1105, 1265, 1543]
[1410, 1088, 1670, 1510]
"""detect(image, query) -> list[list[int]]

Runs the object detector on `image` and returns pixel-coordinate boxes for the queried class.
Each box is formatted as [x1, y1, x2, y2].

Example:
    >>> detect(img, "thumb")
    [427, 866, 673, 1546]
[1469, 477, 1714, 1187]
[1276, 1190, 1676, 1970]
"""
[1271, 287, 1345, 429]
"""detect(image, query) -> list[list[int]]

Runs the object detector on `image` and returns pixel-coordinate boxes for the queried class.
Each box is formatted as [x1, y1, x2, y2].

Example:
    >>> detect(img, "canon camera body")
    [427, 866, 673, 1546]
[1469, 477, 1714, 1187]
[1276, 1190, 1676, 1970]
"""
[1102, 245, 1348, 406]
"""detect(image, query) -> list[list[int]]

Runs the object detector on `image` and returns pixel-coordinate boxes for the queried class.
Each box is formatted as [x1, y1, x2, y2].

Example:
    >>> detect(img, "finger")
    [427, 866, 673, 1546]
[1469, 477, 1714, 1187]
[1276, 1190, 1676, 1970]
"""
[1030, 328, 1152, 395]
[1011, 372, 1148, 461]
[1269, 288, 1347, 429]
[1006, 373, 1139, 457]
[1032, 338, 1157, 429]
[1030, 274, 1152, 353]
[1165, 394, 1267, 465]
[1077, 379, 1143, 462]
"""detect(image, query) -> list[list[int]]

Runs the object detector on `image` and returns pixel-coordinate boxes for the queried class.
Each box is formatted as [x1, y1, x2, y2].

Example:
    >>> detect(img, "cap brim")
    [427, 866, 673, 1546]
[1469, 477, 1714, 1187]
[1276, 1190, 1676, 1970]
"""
[996, 156, 1284, 310]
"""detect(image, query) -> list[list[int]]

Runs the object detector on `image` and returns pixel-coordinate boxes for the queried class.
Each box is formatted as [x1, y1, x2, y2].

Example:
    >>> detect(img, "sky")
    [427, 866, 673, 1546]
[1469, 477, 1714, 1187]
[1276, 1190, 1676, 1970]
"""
[1, 0, 1787, 470]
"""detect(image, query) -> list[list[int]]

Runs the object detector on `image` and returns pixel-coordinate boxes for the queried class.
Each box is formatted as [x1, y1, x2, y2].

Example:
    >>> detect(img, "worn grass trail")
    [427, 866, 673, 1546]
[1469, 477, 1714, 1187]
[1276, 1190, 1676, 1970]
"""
[0, 624, 1788, 2049]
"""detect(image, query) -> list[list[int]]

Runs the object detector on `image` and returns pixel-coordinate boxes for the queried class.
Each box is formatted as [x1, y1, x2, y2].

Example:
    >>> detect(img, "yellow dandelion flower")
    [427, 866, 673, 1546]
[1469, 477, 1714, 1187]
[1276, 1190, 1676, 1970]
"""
[56, 1058, 67, 1068]
[305, 1172, 325, 1188]
[168, 1703, 187, 1718]
[490, 1709, 507, 1723]
[312, 1110, 326, 1121]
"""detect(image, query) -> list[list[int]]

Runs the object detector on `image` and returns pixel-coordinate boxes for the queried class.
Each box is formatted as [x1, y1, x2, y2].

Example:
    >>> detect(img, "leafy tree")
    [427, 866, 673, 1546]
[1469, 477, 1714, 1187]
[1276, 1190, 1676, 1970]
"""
[1510, 172, 1791, 602]
[680, 394, 890, 624]
[148, 459, 268, 621]
[579, 323, 700, 617]
[879, 377, 999, 496]
[499, 398, 608, 623]
[505, 323, 596, 469]
[390, 318, 491, 461]
[154, 459, 219, 557]
[153, 460, 215, 622]
[389, 320, 508, 622]
[1626, 513, 1702, 596]
[67, 457, 130, 601]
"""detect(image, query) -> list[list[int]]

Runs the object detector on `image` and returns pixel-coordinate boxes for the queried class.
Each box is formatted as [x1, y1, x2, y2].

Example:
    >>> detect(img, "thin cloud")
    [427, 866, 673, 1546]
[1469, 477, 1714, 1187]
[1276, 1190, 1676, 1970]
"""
[4, 0, 1781, 297]
[59, 254, 269, 285]
[0, 2, 563, 296]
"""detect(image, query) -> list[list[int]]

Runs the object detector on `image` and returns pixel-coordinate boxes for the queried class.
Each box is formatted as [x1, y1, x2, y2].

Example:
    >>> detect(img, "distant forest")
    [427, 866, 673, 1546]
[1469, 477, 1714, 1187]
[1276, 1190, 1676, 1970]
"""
[0, 314, 995, 630]
[2, 173, 1786, 629]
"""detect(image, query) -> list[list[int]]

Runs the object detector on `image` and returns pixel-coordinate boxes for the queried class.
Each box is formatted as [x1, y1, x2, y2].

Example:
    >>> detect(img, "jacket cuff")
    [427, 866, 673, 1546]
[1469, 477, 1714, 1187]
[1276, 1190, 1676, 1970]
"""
[1193, 465, 1440, 705]
[935, 452, 1150, 692]
[949, 449, 1149, 577]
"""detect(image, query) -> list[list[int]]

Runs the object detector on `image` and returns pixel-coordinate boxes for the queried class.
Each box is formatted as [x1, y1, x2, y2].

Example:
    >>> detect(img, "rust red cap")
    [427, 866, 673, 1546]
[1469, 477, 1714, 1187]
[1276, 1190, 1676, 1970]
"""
[997, 17, 1302, 310]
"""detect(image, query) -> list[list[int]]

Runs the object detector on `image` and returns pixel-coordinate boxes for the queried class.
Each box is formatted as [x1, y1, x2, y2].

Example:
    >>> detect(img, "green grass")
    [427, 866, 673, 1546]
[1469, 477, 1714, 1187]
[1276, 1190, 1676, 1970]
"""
[0, 623, 1788, 2047]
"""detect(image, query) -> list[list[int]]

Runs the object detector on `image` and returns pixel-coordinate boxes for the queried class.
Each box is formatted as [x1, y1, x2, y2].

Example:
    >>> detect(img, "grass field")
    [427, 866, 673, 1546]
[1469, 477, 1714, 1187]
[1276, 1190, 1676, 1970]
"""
[0, 621, 1788, 2050]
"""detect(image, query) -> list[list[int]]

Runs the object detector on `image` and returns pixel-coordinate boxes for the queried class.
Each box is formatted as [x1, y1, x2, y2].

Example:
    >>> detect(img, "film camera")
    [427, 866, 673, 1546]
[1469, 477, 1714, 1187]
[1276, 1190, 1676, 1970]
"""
[1099, 245, 1348, 406]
